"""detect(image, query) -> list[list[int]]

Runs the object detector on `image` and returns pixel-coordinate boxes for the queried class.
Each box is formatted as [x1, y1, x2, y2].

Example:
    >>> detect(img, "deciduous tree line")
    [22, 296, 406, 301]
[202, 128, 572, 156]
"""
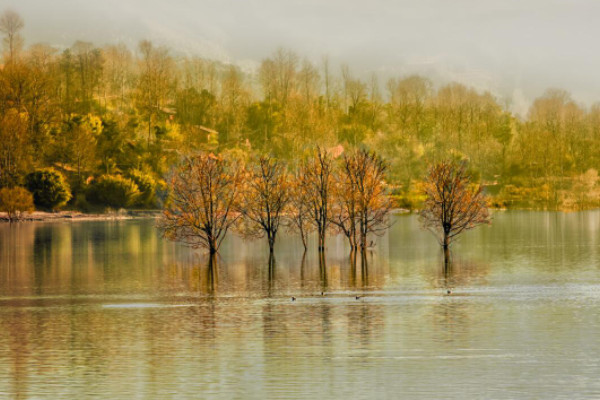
[159, 147, 393, 254]
[159, 148, 490, 259]
[1, 10, 599, 211]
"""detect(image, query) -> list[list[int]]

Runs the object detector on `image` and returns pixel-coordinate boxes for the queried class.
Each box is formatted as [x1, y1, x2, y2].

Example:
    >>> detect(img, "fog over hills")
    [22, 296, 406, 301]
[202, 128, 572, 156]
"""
[4, 0, 600, 115]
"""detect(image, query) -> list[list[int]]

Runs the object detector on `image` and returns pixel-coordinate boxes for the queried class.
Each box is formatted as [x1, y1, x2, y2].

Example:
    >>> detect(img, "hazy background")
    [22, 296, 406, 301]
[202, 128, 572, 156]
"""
[2, 0, 599, 115]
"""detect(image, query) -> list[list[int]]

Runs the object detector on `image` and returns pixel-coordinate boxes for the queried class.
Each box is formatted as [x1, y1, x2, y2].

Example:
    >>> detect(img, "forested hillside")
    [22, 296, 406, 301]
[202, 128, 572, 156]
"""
[1, 10, 599, 211]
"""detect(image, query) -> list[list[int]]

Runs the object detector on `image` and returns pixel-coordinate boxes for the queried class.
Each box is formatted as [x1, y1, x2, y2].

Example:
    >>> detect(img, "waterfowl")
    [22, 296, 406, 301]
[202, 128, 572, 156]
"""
[355, 296, 361, 300]
[447, 290, 452, 295]
[291, 296, 296, 301]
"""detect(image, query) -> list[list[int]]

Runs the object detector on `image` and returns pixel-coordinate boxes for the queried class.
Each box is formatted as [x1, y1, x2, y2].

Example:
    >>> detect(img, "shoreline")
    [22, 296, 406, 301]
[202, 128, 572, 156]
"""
[1, 207, 596, 223]
[0, 210, 161, 222]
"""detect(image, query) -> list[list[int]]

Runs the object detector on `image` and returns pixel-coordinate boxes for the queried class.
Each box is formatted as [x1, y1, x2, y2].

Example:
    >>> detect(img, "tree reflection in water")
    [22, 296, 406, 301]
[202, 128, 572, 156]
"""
[319, 251, 328, 291]
[267, 252, 276, 297]
[206, 253, 218, 295]
[436, 251, 490, 290]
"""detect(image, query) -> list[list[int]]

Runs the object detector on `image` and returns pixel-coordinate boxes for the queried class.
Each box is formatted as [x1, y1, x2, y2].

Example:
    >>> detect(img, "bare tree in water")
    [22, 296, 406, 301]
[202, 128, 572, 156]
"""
[297, 146, 336, 252]
[238, 155, 290, 253]
[419, 160, 491, 261]
[288, 170, 314, 251]
[332, 148, 392, 251]
[158, 153, 242, 254]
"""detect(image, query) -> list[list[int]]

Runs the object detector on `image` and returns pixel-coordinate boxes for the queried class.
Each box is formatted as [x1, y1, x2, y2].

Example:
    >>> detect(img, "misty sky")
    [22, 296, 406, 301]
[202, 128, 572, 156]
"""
[3, 0, 600, 114]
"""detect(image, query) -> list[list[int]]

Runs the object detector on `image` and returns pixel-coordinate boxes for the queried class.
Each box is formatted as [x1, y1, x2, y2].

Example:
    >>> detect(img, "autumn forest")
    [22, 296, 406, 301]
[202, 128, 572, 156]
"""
[1, 10, 599, 213]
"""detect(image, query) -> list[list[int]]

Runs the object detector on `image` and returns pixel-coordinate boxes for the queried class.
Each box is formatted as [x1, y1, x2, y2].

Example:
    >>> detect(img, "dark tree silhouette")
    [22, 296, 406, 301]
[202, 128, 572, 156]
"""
[419, 160, 491, 260]
[298, 146, 336, 252]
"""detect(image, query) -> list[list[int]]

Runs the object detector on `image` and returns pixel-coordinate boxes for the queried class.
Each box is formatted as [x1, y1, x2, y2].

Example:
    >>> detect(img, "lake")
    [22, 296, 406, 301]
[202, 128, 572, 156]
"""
[1, 211, 600, 399]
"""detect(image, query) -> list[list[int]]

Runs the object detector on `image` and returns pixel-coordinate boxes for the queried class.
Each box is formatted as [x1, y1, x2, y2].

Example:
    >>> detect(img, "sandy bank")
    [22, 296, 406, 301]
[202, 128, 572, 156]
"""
[0, 210, 161, 222]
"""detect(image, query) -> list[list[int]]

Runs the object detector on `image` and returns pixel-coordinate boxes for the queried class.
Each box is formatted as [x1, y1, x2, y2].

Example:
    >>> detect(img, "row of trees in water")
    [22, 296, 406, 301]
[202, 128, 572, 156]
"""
[159, 147, 391, 254]
[159, 147, 490, 259]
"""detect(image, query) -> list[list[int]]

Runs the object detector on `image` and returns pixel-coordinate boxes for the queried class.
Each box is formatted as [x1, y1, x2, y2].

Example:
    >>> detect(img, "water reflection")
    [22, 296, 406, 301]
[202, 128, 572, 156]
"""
[433, 252, 491, 290]
[1, 212, 600, 399]
[318, 251, 328, 290]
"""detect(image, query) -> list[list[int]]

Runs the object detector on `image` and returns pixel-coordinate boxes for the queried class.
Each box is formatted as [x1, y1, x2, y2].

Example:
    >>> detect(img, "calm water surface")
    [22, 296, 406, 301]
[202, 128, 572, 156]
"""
[1, 211, 600, 399]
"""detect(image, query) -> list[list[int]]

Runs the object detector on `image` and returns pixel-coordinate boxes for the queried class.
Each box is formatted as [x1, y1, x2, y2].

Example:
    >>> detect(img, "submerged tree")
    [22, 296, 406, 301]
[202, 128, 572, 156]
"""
[331, 158, 359, 249]
[352, 149, 392, 249]
[238, 155, 290, 253]
[419, 160, 491, 259]
[332, 148, 392, 250]
[159, 153, 242, 254]
[288, 170, 315, 251]
[298, 146, 336, 251]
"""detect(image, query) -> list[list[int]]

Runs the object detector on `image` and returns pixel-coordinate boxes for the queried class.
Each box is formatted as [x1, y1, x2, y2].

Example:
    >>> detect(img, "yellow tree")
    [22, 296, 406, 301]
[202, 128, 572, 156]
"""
[135, 40, 173, 147]
[0, 186, 33, 222]
[159, 153, 243, 254]
[0, 108, 30, 187]
[238, 155, 290, 253]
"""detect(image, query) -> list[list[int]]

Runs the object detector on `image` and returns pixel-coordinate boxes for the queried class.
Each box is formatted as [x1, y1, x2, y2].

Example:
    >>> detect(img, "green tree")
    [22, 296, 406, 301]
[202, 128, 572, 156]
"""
[87, 175, 140, 208]
[25, 169, 72, 210]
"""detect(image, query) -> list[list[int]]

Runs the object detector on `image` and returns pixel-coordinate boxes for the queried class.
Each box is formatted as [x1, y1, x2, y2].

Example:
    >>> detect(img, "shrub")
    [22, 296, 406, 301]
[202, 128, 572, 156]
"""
[0, 187, 34, 221]
[88, 175, 140, 208]
[128, 169, 156, 207]
[73, 192, 92, 212]
[25, 169, 72, 210]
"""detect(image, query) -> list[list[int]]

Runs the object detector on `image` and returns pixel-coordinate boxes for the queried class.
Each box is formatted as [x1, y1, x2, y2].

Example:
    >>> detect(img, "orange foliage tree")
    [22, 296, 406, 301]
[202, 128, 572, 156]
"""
[331, 155, 359, 249]
[331, 148, 392, 250]
[297, 146, 335, 251]
[352, 149, 392, 249]
[288, 169, 315, 251]
[419, 160, 491, 253]
[158, 153, 243, 254]
[238, 155, 290, 253]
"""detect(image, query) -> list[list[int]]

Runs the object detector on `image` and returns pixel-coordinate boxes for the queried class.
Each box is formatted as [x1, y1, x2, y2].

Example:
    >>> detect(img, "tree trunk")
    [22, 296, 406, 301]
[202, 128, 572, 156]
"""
[360, 249, 368, 286]
[207, 253, 218, 293]
[147, 113, 152, 149]
[359, 216, 367, 249]
[360, 230, 367, 250]
[349, 249, 357, 287]
[267, 252, 276, 296]
[318, 226, 326, 252]
[443, 233, 451, 267]
[268, 232, 275, 253]
[319, 250, 327, 289]
[209, 236, 218, 255]
[300, 252, 306, 283]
